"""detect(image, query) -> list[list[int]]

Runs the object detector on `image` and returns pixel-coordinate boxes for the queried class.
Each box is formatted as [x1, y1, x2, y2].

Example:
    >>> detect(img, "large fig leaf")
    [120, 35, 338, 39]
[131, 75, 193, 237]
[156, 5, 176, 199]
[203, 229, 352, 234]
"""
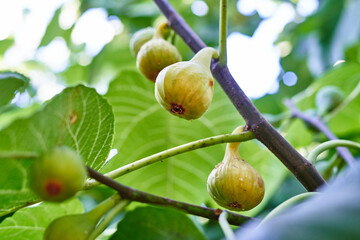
[103, 69, 286, 215]
[0, 85, 114, 216]
[0, 198, 83, 240]
[110, 206, 206, 240]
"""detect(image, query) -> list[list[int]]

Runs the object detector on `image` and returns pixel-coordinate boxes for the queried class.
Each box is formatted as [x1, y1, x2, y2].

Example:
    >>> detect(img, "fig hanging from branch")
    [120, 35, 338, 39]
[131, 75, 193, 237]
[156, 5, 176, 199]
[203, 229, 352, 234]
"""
[207, 126, 265, 211]
[155, 47, 218, 120]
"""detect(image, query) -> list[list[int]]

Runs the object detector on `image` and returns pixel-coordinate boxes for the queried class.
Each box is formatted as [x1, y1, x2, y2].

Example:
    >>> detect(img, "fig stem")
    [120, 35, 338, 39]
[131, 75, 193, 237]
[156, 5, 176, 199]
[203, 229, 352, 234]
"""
[285, 99, 356, 167]
[219, 0, 228, 66]
[88, 198, 131, 240]
[154, 21, 169, 39]
[86, 166, 255, 226]
[260, 192, 318, 226]
[190, 47, 219, 68]
[86, 193, 122, 224]
[308, 140, 360, 164]
[219, 211, 235, 240]
[84, 130, 255, 189]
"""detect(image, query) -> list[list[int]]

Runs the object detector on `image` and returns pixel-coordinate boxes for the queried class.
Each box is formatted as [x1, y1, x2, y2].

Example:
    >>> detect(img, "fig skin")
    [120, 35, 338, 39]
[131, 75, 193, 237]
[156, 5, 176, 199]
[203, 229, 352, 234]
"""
[137, 38, 182, 81]
[207, 126, 265, 211]
[130, 27, 155, 56]
[30, 146, 87, 202]
[315, 86, 344, 117]
[155, 47, 218, 120]
[44, 213, 96, 240]
[136, 22, 181, 82]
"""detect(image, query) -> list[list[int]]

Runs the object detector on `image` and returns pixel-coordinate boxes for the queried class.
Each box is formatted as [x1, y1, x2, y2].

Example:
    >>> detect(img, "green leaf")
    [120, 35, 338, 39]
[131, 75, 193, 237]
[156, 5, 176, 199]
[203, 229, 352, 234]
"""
[284, 119, 313, 148]
[0, 85, 114, 216]
[110, 206, 206, 240]
[0, 198, 84, 240]
[0, 72, 30, 107]
[102, 69, 286, 215]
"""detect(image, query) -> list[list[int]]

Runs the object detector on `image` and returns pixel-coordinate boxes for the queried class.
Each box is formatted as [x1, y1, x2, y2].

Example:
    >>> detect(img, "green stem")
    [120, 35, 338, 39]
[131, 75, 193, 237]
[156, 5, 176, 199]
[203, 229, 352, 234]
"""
[86, 193, 122, 223]
[88, 199, 131, 240]
[219, 211, 235, 240]
[260, 192, 317, 226]
[0, 152, 38, 159]
[308, 140, 360, 163]
[84, 130, 255, 189]
[219, 0, 228, 66]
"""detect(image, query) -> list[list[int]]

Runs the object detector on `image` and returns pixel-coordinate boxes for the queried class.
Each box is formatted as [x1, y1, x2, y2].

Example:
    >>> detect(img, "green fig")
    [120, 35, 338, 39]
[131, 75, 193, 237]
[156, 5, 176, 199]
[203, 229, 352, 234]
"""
[44, 213, 97, 240]
[155, 47, 218, 120]
[207, 126, 265, 211]
[44, 194, 120, 240]
[136, 22, 182, 82]
[315, 86, 344, 117]
[130, 27, 155, 56]
[30, 146, 87, 202]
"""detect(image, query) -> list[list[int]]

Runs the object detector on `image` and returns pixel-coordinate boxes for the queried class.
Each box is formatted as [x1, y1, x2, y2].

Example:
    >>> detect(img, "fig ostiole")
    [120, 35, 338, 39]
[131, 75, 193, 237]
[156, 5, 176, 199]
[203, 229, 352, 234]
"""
[136, 22, 182, 82]
[30, 146, 87, 202]
[155, 47, 218, 120]
[207, 126, 265, 211]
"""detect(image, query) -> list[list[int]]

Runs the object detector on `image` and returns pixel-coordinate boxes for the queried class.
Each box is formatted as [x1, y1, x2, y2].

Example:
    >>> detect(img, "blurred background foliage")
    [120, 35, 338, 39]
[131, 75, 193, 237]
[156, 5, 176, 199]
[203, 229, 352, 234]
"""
[1, 0, 360, 239]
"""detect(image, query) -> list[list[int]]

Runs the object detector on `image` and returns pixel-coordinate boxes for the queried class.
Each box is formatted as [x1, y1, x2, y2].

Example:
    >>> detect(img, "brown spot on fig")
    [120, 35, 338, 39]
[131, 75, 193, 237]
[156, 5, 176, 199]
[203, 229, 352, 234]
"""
[257, 176, 264, 188]
[209, 80, 214, 87]
[170, 103, 185, 115]
[228, 202, 243, 210]
[69, 111, 78, 124]
[45, 179, 63, 196]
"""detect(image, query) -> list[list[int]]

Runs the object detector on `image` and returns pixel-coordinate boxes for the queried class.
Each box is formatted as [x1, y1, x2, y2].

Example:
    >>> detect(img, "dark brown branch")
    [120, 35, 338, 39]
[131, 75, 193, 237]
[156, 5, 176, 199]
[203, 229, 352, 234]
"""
[86, 166, 254, 226]
[284, 99, 356, 167]
[153, 0, 326, 191]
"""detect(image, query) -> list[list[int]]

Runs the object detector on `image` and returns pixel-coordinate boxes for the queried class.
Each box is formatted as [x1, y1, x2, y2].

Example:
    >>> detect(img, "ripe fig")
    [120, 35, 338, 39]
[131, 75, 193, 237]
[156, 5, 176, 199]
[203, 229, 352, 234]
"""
[136, 22, 182, 82]
[130, 27, 155, 56]
[315, 86, 344, 117]
[155, 47, 218, 120]
[30, 146, 87, 202]
[207, 126, 265, 211]
[44, 194, 120, 240]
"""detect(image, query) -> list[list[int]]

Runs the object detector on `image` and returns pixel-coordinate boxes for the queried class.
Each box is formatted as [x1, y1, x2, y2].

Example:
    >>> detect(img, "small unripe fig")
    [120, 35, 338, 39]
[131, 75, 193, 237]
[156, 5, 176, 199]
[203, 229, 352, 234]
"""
[44, 194, 120, 240]
[207, 126, 265, 211]
[136, 22, 182, 82]
[315, 86, 344, 117]
[30, 146, 87, 202]
[155, 47, 218, 120]
[130, 27, 155, 56]
[44, 213, 97, 240]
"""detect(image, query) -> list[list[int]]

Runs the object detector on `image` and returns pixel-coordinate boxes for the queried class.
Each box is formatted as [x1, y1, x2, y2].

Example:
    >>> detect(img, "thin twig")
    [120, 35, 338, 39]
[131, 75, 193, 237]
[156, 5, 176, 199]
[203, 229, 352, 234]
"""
[86, 166, 254, 226]
[84, 131, 255, 189]
[88, 199, 131, 240]
[153, 0, 326, 191]
[285, 99, 356, 167]
[307, 139, 360, 164]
